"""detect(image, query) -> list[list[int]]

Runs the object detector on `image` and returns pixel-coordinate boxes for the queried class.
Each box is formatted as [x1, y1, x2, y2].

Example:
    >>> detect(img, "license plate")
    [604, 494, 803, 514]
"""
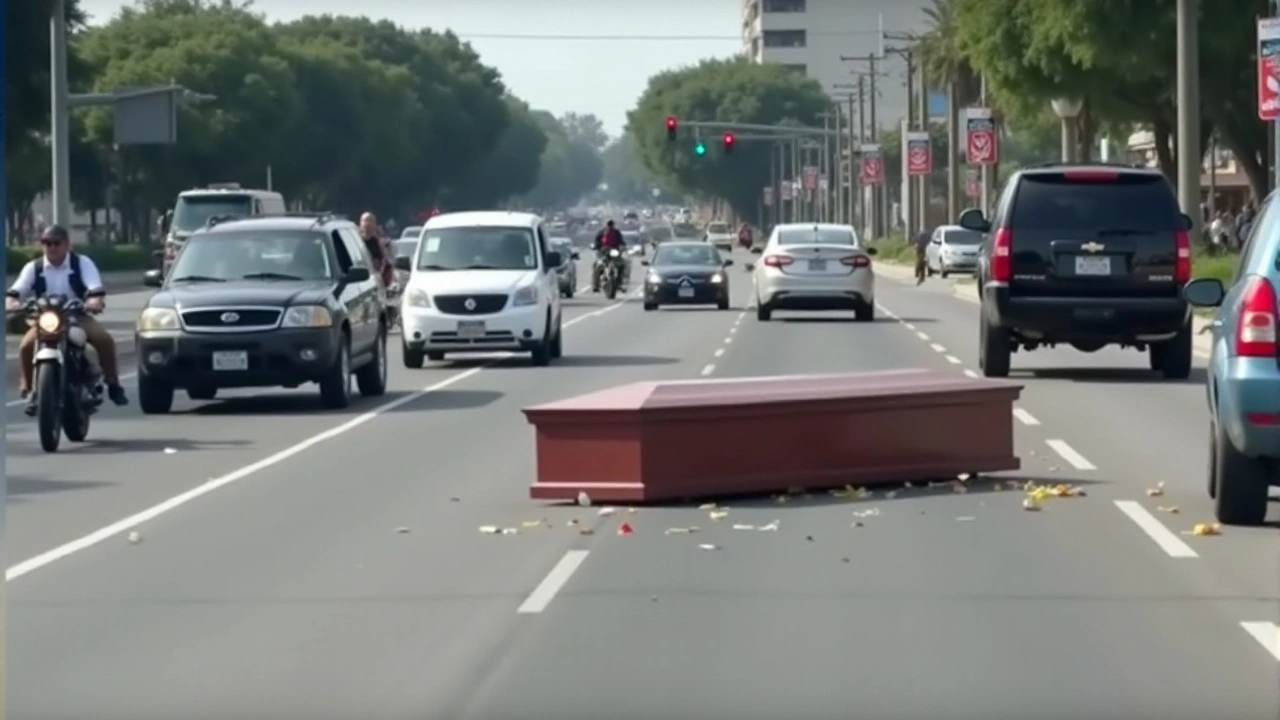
[1074, 256, 1111, 275]
[808, 259, 827, 271]
[211, 351, 248, 371]
[457, 321, 485, 338]
[678, 286, 694, 298]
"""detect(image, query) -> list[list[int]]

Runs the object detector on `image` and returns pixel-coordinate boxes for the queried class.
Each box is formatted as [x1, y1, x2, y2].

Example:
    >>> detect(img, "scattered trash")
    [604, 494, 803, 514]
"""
[852, 508, 880, 519]
[163, 447, 177, 455]
[903, 482, 915, 489]
[773, 494, 790, 504]
[952, 482, 969, 494]
[521, 520, 546, 529]
[395, 526, 410, 534]
[1146, 481, 1165, 497]
[957, 473, 972, 482]
[1006, 480, 1022, 490]
[830, 485, 872, 499]
[758, 520, 779, 532]
[578, 528, 595, 536]
[956, 516, 976, 522]
[1184, 522, 1221, 537]
[1157, 506, 1180, 514]
[732, 523, 756, 530]
[449, 496, 461, 503]
[650, 595, 658, 602]
[709, 510, 729, 521]
[598, 507, 616, 517]
[1022, 497, 1042, 511]
[840, 557, 851, 563]
[617, 522, 634, 535]
[127, 530, 142, 544]
[805, 535, 815, 542]
[627, 507, 638, 514]
[576, 491, 592, 507]
[479, 525, 500, 534]
[851, 521, 864, 528]
[698, 503, 718, 510]
[697, 543, 720, 551]
[566, 518, 580, 527]
[664, 527, 699, 535]
[885, 491, 898, 499]
[1048, 466, 1060, 473]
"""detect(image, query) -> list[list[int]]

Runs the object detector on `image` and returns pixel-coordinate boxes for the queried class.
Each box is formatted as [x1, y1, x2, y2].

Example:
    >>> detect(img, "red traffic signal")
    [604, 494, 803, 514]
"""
[722, 132, 735, 153]
[666, 116, 678, 141]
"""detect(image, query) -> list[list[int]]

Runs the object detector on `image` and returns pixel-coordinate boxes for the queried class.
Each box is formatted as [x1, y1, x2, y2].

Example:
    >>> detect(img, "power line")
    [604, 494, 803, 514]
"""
[452, 30, 887, 41]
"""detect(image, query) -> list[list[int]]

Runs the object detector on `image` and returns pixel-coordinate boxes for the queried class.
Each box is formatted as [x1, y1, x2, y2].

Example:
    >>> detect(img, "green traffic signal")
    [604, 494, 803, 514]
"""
[695, 142, 706, 156]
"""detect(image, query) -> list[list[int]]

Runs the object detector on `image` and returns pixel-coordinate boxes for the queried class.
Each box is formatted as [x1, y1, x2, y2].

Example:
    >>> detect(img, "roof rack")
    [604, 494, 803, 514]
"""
[205, 214, 246, 228]
[1023, 161, 1147, 170]
[262, 211, 343, 226]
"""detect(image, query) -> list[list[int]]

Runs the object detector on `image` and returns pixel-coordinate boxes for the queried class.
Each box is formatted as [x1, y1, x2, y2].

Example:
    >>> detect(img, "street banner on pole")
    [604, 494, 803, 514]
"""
[905, 131, 932, 175]
[1259, 18, 1280, 120]
[802, 166, 819, 190]
[859, 144, 884, 185]
[965, 169, 981, 198]
[780, 183, 792, 201]
[964, 108, 998, 166]
[762, 187, 773, 206]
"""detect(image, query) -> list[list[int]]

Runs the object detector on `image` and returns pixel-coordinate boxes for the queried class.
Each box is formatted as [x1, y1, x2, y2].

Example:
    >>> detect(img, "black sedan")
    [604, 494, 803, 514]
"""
[641, 241, 732, 311]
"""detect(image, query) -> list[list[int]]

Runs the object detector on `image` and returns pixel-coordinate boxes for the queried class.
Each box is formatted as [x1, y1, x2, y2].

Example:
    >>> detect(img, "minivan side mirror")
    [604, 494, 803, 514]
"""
[143, 269, 163, 288]
[394, 256, 411, 272]
[750, 247, 763, 255]
[723, 258, 734, 266]
[1178, 213, 1194, 231]
[958, 208, 990, 232]
[345, 266, 371, 283]
[544, 251, 562, 269]
[1183, 277, 1225, 308]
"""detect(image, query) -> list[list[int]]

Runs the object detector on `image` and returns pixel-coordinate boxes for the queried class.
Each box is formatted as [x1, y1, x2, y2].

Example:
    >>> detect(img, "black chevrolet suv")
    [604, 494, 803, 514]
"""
[960, 164, 1195, 380]
[135, 213, 388, 413]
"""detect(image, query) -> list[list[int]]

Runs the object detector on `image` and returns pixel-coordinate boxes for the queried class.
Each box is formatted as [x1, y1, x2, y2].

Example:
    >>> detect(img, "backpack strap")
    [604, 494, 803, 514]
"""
[31, 257, 46, 298]
[68, 253, 93, 299]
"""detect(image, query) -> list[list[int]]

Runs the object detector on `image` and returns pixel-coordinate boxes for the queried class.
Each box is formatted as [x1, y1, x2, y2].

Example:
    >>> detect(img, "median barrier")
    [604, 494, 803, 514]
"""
[523, 369, 1022, 503]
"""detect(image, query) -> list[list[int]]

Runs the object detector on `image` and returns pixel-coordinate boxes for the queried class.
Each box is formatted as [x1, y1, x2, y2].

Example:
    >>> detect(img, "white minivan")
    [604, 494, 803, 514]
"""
[397, 211, 565, 367]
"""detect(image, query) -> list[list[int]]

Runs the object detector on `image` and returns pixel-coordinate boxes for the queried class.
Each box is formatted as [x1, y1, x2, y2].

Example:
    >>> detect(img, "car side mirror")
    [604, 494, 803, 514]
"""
[544, 251, 562, 269]
[865, 247, 878, 256]
[751, 247, 763, 254]
[1178, 213, 1194, 231]
[160, 210, 172, 234]
[345, 266, 371, 283]
[958, 208, 990, 232]
[744, 263, 755, 271]
[640, 259, 649, 266]
[1183, 277, 1225, 308]
[571, 251, 580, 260]
[723, 258, 734, 266]
[143, 269, 163, 288]
[394, 256, 411, 271]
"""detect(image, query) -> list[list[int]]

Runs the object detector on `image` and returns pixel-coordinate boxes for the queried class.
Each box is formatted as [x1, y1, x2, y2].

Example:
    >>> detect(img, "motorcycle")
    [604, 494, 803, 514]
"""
[21, 296, 102, 452]
[598, 248, 626, 300]
[738, 232, 753, 250]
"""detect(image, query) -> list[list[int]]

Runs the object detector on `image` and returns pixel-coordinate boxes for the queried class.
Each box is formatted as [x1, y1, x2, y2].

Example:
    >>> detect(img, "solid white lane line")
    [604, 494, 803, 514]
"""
[1113, 501, 1199, 559]
[929, 343, 946, 353]
[916, 331, 930, 341]
[1240, 622, 1280, 661]
[701, 364, 715, 376]
[1012, 407, 1040, 426]
[713, 348, 725, 358]
[6, 302, 625, 582]
[944, 355, 961, 365]
[517, 550, 590, 614]
[1045, 439, 1096, 470]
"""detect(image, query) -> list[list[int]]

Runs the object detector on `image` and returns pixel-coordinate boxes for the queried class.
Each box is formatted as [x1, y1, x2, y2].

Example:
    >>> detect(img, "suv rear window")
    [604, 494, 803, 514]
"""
[1010, 174, 1180, 231]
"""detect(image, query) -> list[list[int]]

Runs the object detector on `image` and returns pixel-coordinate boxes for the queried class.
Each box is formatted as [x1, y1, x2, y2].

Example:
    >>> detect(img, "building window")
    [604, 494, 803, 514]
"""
[762, 30, 806, 48]
[782, 64, 807, 74]
[763, 0, 805, 11]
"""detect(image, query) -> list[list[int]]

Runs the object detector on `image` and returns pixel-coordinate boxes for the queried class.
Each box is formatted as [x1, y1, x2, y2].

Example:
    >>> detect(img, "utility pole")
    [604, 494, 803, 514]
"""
[1175, 0, 1200, 231]
[947, 79, 960, 218]
[917, 51, 930, 232]
[883, 30, 920, 238]
[842, 54, 884, 238]
[979, 73, 990, 213]
[50, 0, 72, 226]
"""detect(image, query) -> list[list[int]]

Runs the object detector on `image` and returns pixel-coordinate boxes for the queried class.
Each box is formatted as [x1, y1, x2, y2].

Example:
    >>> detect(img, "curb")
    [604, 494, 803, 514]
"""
[875, 260, 1213, 358]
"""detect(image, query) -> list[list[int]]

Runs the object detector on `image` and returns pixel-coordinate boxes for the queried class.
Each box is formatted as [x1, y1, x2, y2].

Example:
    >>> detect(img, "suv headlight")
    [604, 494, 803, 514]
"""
[512, 284, 539, 306]
[137, 307, 179, 332]
[406, 287, 431, 308]
[282, 305, 333, 328]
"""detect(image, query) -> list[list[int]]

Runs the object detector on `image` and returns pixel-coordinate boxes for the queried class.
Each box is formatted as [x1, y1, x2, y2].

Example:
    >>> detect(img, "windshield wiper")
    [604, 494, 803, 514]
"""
[418, 264, 457, 271]
[241, 272, 304, 281]
[170, 275, 225, 283]
[460, 264, 504, 270]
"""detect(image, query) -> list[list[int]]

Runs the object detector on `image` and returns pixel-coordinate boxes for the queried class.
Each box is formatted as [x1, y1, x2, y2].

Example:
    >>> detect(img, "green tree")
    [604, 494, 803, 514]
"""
[446, 96, 549, 209]
[559, 112, 609, 152]
[601, 134, 676, 204]
[522, 111, 603, 209]
[628, 58, 831, 220]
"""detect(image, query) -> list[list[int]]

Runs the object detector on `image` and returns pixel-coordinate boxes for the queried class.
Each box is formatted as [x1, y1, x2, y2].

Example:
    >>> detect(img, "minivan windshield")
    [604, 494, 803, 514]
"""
[171, 194, 253, 234]
[1010, 175, 1181, 231]
[169, 231, 333, 282]
[417, 226, 538, 271]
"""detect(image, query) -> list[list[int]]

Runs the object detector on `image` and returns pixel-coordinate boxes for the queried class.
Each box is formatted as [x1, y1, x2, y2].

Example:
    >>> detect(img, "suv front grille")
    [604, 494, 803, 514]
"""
[182, 308, 282, 330]
[434, 294, 509, 315]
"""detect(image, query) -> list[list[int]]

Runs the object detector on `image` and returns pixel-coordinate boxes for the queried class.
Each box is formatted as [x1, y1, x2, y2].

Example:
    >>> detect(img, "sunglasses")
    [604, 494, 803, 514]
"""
[40, 239, 66, 246]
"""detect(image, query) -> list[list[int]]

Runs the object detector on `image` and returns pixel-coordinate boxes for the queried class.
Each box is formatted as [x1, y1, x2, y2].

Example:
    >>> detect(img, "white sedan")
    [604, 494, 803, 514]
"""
[748, 223, 877, 322]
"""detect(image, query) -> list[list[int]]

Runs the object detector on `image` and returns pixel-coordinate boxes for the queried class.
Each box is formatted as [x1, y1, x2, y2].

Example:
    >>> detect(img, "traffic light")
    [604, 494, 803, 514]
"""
[722, 132, 735, 154]
[665, 116, 677, 141]
[694, 141, 706, 156]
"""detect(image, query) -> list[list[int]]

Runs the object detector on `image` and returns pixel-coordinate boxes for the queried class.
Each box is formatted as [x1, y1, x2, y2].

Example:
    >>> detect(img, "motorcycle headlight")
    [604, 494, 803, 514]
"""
[37, 311, 62, 333]
[608, 249, 620, 258]
[137, 307, 179, 332]
[711, 273, 724, 283]
[512, 284, 539, 306]
[406, 288, 431, 308]
[282, 305, 333, 328]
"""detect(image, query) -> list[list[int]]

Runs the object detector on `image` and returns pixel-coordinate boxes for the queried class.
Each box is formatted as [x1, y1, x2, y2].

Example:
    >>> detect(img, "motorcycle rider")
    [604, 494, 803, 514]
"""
[5, 225, 128, 415]
[738, 222, 754, 249]
[591, 220, 629, 292]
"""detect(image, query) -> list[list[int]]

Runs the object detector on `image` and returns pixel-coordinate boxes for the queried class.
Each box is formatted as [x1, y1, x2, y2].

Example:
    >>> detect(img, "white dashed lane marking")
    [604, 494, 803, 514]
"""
[930, 343, 946, 353]
[1113, 500, 1199, 558]
[944, 355, 961, 365]
[1240, 622, 1280, 661]
[1046, 439, 1096, 471]
[1012, 408, 1040, 426]
[701, 364, 715, 376]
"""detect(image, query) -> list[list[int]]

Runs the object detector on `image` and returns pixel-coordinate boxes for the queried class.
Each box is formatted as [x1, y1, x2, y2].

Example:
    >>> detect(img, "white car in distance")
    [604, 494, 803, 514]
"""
[704, 221, 736, 251]
[748, 223, 877, 322]
[397, 211, 565, 367]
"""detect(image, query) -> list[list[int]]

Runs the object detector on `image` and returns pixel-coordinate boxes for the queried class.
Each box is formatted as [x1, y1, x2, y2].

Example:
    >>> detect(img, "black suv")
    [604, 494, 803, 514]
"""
[960, 164, 1195, 379]
[135, 213, 388, 413]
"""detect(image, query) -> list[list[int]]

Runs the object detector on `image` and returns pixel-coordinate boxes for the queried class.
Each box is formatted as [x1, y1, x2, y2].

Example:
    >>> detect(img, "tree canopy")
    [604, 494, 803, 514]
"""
[628, 58, 832, 219]
[5, 0, 607, 237]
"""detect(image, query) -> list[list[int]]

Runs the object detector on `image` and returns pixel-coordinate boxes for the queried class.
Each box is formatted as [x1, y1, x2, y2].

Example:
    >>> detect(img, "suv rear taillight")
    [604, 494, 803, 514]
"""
[990, 228, 1012, 282]
[1174, 230, 1191, 284]
[763, 255, 793, 268]
[840, 255, 871, 268]
[1235, 276, 1278, 358]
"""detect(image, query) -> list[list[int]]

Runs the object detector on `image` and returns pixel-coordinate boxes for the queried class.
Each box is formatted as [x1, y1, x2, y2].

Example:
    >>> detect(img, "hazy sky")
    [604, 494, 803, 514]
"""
[77, 0, 744, 138]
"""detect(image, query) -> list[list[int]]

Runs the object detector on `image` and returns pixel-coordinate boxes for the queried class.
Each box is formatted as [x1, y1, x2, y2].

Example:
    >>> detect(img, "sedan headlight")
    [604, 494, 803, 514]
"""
[406, 287, 431, 308]
[512, 284, 539, 306]
[137, 307, 179, 332]
[282, 305, 333, 328]
[710, 273, 724, 283]
[37, 311, 62, 333]
[647, 272, 662, 284]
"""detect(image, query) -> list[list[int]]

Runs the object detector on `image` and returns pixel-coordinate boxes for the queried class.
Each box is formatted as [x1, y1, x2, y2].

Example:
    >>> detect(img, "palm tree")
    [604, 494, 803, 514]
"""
[915, 0, 980, 107]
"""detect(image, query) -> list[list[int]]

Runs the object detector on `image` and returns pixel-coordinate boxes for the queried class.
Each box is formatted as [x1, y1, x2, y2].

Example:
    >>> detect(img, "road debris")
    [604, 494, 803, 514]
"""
[478, 526, 519, 535]
[1156, 506, 1180, 514]
[664, 527, 699, 535]
[598, 507, 617, 517]
[698, 503, 719, 510]
[395, 526, 410, 534]
[885, 490, 899, 499]
[576, 491, 592, 507]
[952, 481, 969, 494]
[708, 510, 729, 521]
[1184, 522, 1221, 537]
[851, 521, 864, 527]
[617, 522, 634, 535]
[163, 447, 178, 455]
[1146, 481, 1165, 497]
[1022, 497, 1042, 511]
[830, 485, 873, 499]
[521, 520, 547, 529]
[956, 516, 976, 522]
[852, 508, 880, 519]
[566, 518, 580, 527]
[957, 473, 973, 481]
[578, 528, 595, 536]
[127, 530, 142, 544]
[627, 507, 638, 514]
[841, 557, 851, 563]
[450, 496, 461, 502]
[697, 543, 720, 551]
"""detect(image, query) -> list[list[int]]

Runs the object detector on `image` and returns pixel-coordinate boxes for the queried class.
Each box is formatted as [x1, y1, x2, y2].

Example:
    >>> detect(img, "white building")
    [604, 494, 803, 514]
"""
[740, 0, 936, 129]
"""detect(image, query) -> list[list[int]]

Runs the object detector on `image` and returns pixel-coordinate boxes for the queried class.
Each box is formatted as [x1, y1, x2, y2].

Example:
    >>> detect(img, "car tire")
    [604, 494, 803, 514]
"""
[356, 327, 388, 397]
[186, 386, 217, 401]
[550, 321, 563, 359]
[319, 335, 352, 409]
[854, 300, 875, 322]
[644, 302, 657, 311]
[531, 318, 553, 367]
[979, 311, 1012, 377]
[717, 297, 730, 310]
[565, 284, 575, 299]
[426, 351, 445, 362]
[757, 304, 771, 321]
[1156, 322, 1193, 380]
[403, 343, 424, 368]
[940, 269, 950, 279]
[138, 374, 174, 415]
[1210, 417, 1270, 525]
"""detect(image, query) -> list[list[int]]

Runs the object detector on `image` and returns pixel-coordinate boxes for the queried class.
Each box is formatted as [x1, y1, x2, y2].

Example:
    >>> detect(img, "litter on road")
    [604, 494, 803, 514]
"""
[1185, 522, 1222, 537]
[1147, 481, 1165, 497]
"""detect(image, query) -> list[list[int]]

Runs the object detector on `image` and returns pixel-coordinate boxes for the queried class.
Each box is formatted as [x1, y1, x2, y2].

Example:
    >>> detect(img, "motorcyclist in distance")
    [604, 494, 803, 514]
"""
[591, 220, 629, 292]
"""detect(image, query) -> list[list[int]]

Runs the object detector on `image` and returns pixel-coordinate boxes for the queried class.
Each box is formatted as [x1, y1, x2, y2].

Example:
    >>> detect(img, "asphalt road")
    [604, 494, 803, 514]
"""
[8, 252, 1279, 719]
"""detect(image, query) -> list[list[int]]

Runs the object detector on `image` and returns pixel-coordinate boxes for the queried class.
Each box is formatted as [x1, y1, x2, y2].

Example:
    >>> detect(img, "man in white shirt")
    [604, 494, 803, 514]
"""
[5, 225, 128, 414]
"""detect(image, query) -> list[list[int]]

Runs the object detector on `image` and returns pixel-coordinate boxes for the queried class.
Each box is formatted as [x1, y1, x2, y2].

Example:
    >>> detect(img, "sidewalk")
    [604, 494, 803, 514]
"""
[873, 259, 1213, 357]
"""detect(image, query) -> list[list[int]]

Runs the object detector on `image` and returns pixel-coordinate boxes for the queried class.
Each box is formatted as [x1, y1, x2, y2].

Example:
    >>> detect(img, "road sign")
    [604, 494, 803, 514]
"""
[859, 144, 884, 185]
[763, 187, 774, 206]
[780, 183, 793, 201]
[1260, 19, 1280, 120]
[802, 166, 819, 191]
[905, 131, 932, 175]
[964, 108, 998, 166]
[965, 169, 980, 198]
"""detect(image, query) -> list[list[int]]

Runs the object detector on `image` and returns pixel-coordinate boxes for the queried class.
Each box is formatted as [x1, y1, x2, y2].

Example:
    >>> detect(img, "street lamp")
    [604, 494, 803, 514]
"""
[1050, 98, 1084, 163]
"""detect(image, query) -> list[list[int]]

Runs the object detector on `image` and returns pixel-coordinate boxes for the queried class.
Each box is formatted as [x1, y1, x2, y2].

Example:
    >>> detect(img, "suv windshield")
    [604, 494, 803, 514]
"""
[707, 223, 729, 235]
[654, 244, 721, 266]
[777, 227, 858, 245]
[171, 194, 253, 234]
[1010, 174, 1180, 230]
[417, 226, 538, 271]
[942, 229, 983, 245]
[169, 230, 333, 282]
